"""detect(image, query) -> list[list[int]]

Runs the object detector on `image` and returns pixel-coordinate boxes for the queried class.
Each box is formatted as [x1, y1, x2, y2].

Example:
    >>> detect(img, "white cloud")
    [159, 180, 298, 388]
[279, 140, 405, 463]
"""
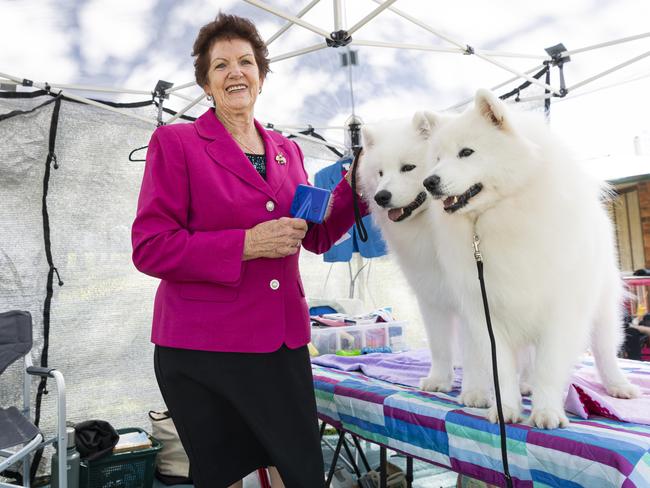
[78, 0, 156, 73]
[0, 0, 77, 82]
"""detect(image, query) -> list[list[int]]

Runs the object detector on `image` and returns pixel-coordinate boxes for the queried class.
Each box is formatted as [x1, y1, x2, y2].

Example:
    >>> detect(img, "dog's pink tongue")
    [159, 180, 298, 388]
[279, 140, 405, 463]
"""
[443, 196, 455, 209]
[388, 208, 404, 222]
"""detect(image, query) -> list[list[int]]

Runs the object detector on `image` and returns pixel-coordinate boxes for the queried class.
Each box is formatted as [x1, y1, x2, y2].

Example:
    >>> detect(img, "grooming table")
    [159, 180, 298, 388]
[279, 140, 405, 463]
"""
[312, 360, 650, 487]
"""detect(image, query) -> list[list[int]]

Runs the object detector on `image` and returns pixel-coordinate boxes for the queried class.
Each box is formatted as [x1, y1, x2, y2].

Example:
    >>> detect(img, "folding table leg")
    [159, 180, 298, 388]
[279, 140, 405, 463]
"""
[325, 431, 346, 487]
[406, 456, 413, 488]
[351, 435, 372, 472]
[380, 446, 387, 488]
[341, 434, 362, 478]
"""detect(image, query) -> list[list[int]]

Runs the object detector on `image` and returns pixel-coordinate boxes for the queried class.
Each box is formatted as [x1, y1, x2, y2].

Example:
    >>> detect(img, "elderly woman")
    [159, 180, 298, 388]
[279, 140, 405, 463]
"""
[131, 12, 362, 488]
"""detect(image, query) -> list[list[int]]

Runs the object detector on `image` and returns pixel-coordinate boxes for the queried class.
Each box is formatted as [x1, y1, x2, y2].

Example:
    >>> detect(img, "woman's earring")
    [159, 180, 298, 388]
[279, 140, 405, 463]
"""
[206, 94, 213, 102]
[258, 88, 262, 95]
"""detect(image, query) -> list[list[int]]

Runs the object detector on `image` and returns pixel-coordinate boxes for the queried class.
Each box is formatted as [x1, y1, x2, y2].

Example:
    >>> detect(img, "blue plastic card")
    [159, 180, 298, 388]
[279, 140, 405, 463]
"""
[290, 184, 331, 223]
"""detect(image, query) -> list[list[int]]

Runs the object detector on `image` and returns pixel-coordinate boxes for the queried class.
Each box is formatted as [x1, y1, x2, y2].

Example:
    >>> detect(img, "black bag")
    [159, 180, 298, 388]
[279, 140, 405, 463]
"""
[74, 420, 119, 461]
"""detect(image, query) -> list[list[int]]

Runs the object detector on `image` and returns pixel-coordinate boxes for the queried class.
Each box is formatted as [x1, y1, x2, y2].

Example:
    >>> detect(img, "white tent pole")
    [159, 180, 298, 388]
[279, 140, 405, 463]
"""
[333, 0, 343, 30]
[0, 71, 158, 125]
[166, 81, 197, 93]
[0, 72, 212, 110]
[442, 36, 650, 110]
[518, 65, 650, 104]
[266, 0, 322, 46]
[351, 39, 462, 54]
[443, 64, 545, 111]
[474, 52, 560, 95]
[0, 71, 33, 83]
[49, 83, 151, 95]
[368, 0, 547, 60]
[279, 125, 347, 131]
[56, 91, 158, 125]
[352, 39, 548, 60]
[536, 70, 650, 104]
[478, 50, 548, 60]
[369, 0, 466, 50]
[243, 0, 332, 39]
[169, 91, 213, 108]
[362, 6, 558, 95]
[347, 0, 399, 36]
[165, 92, 206, 124]
[269, 42, 328, 63]
[270, 127, 346, 150]
[0, 80, 152, 95]
[567, 50, 650, 92]
[563, 32, 650, 57]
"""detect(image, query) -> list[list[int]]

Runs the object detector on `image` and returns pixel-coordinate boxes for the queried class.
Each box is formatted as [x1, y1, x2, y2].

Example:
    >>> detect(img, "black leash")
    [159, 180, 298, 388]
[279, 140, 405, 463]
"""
[346, 140, 511, 485]
[350, 146, 368, 243]
[473, 234, 514, 488]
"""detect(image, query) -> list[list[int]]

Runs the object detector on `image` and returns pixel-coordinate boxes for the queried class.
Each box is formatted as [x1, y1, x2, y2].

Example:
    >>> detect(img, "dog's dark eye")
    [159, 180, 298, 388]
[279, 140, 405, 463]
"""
[379, 170, 383, 177]
[400, 164, 416, 173]
[458, 148, 474, 158]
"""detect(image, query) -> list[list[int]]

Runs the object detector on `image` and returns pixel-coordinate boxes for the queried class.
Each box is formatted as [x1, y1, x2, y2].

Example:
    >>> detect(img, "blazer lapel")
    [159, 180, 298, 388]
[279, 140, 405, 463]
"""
[196, 110, 275, 200]
[256, 119, 289, 198]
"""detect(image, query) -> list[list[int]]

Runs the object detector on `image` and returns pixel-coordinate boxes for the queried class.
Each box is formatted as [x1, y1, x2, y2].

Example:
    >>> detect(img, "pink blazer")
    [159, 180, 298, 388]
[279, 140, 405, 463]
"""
[132, 109, 359, 352]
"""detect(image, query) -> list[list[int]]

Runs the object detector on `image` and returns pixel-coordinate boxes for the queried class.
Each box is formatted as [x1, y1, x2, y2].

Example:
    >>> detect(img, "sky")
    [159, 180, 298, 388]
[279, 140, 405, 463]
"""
[1, 0, 649, 178]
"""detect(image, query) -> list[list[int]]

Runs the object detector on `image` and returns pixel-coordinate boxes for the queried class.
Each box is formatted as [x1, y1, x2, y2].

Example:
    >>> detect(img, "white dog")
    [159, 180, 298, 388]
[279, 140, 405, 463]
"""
[359, 112, 460, 392]
[422, 89, 640, 428]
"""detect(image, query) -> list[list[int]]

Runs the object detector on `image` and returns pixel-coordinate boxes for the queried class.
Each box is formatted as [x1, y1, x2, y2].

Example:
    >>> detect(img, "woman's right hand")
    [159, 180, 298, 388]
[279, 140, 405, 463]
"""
[243, 217, 308, 260]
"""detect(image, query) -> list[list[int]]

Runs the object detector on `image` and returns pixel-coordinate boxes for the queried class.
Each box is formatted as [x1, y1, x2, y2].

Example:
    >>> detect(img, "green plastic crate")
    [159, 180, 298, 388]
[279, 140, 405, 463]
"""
[79, 428, 162, 488]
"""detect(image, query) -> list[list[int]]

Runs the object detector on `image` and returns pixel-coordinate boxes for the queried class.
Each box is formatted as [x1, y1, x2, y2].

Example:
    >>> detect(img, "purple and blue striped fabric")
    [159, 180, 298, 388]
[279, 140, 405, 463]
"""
[313, 361, 650, 487]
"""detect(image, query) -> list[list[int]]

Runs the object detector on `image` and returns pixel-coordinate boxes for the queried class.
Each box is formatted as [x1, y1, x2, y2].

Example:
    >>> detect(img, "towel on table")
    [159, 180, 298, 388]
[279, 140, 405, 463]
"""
[312, 349, 650, 425]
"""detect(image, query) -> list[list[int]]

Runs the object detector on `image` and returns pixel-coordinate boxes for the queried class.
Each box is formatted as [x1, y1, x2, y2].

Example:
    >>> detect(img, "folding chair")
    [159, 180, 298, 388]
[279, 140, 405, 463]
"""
[0, 310, 67, 488]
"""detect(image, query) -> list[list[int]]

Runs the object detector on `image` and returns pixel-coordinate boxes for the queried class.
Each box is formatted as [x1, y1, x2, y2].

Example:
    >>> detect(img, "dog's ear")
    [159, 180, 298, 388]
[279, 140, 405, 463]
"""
[361, 126, 375, 148]
[475, 89, 510, 131]
[412, 111, 439, 139]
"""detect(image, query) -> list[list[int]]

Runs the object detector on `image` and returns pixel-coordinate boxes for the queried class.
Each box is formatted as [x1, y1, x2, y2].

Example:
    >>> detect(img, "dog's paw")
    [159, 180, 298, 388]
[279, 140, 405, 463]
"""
[459, 388, 491, 408]
[606, 382, 641, 399]
[420, 375, 452, 393]
[487, 404, 521, 424]
[519, 381, 532, 396]
[528, 407, 569, 429]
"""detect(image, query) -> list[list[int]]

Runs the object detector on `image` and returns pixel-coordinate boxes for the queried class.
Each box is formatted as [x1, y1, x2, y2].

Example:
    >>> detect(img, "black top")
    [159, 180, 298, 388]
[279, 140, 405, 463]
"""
[245, 153, 266, 180]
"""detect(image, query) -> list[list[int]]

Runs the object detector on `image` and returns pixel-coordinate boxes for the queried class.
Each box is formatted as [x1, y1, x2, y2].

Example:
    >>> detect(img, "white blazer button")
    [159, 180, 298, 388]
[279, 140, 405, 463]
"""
[266, 201, 275, 212]
[270, 279, 280, 290]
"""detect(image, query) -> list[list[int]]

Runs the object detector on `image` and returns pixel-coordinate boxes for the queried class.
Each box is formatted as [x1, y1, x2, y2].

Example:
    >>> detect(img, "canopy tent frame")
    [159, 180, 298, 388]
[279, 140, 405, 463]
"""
[0, 73, 346, 152]
[1, 1, 649, 150]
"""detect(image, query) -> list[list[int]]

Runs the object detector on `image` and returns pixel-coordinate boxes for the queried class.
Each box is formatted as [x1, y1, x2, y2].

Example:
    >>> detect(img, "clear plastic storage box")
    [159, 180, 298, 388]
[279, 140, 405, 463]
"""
[310, 321, 407, 356]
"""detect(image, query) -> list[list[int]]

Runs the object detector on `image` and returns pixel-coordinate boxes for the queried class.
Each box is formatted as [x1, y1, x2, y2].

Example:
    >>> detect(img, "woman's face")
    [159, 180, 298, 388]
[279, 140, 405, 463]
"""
[203, 38, 263, 117]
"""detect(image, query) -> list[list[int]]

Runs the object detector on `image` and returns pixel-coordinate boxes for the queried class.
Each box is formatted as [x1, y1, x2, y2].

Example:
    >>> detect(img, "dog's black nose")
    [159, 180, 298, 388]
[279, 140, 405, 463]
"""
[374, 190, 392, 207]
[423, 175, 441, 194]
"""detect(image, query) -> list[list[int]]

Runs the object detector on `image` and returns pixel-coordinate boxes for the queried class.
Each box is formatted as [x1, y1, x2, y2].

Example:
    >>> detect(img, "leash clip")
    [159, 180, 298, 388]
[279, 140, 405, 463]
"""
[472, 234, 483, 262]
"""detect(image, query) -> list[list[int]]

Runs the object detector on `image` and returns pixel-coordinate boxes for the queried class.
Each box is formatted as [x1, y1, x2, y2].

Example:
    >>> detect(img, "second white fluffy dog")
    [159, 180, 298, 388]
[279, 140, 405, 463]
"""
[422, 89, 639, 429]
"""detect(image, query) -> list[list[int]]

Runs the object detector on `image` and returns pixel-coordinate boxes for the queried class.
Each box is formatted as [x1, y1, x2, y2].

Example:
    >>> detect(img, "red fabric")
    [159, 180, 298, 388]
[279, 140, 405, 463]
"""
[257, 468, 271, 488]
[132, 109, 358, 352]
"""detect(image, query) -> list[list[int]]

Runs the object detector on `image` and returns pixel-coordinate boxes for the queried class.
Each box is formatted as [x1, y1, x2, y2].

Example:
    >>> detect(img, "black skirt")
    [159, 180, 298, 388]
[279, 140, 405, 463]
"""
[154, 344, 324, 488]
